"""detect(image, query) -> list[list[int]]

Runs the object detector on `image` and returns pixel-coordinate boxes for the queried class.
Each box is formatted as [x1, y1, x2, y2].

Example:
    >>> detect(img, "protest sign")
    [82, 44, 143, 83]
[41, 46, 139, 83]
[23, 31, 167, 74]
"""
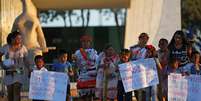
[168, 73, 201, 101]
[29, 70, 68, 101]
[168, 73, 188, 101]
[119, 58, 159, 92]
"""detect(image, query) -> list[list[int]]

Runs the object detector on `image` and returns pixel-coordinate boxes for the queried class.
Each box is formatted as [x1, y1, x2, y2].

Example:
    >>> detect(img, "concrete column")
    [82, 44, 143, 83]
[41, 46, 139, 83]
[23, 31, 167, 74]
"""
[124, 0, 181, 49]
[0, 0, 22, 45]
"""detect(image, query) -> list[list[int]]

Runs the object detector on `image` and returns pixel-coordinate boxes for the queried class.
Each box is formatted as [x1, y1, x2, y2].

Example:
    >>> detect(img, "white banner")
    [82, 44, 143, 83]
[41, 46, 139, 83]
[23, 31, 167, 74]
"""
[168, 73, 201, 101]
[119, 58, 159, 92]
[29, 70, 68, 101]
[168, 73, 188, 101]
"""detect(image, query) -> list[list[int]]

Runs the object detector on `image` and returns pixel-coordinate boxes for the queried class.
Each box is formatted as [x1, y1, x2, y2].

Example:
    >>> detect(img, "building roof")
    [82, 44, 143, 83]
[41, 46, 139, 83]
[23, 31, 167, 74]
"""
[32, 0, 130, 10]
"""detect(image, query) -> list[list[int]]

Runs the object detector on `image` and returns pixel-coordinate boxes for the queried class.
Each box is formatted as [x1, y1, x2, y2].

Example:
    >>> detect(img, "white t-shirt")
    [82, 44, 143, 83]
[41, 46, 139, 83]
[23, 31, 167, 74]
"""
[33, 66, 48, 71]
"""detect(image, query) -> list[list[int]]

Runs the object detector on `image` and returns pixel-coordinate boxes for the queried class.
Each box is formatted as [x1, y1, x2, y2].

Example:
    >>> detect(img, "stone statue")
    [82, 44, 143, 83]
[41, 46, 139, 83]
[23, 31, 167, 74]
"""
[11, 0, 48, 65]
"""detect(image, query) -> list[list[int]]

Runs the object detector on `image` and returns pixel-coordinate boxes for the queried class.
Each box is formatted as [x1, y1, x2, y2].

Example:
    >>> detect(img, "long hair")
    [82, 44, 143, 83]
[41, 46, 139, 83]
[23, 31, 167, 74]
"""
[168, 30, 188, 49]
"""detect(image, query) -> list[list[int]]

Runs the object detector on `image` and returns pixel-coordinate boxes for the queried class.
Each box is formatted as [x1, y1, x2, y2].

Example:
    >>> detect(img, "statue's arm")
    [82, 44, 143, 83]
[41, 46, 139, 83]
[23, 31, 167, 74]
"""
[11, 19, 18, 32]
[36, 23, 48, 52]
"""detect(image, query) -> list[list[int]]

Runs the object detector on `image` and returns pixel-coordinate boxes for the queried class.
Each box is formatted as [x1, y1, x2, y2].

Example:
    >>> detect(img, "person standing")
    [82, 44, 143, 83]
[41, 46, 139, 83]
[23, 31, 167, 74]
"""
[0, 31, 30, 101]
[117, 49, 132, 101]
[74, 34, 98, 101]
[168, 30, 190, 67]
[96, 44, 119, 101]
[52, 49, 74, 101]
[157, 38, 169, 68]
[31, 55, 47, 101]
[11, 0, 48, 66]
[130, 32, 149, 101]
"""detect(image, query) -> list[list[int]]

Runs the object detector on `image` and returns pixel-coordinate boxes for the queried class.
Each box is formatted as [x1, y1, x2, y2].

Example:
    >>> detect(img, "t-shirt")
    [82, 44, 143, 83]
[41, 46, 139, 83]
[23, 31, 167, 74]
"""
[0, 44, 29, 85]
[33, 66, 48, 71]
[52, 61, 72, 73]
[169, 46, 190, 66]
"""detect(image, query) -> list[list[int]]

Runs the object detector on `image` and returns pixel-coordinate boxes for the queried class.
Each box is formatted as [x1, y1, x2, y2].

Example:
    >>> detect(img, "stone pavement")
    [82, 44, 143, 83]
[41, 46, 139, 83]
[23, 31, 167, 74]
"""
[0, 85, 137, 101]
[0, 93, 137, 101]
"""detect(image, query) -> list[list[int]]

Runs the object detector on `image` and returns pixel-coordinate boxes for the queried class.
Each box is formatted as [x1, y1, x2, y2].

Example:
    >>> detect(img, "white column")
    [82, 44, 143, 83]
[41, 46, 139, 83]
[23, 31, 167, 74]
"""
[124, 0, 181, 49]
[0, 0, 22, 45]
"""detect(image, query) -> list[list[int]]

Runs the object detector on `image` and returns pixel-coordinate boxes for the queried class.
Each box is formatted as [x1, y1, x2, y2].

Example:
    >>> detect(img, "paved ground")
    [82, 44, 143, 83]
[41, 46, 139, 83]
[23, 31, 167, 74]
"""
[0, 93, 137, 101]
[0, 88, 137, 101]
[0, 96, 137, 101]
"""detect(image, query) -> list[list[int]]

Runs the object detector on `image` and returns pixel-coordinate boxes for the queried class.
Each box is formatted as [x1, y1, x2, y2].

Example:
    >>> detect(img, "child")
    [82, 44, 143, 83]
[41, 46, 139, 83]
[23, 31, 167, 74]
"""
[96, 44, 119, 101]
[162, 58, 181, 101]
[52, 49, 74, 101]
[145, 45, 158, 101]
[183, 51, 201, 75]
[74, 34, 98, 100]
[52, 50, 73, 76]
[33, 55, 47, 71]
[32, 55, 47, 101]
[157, 38, 169, 68]
[117, 49, 132, 101]
[190, 51, 201, 74]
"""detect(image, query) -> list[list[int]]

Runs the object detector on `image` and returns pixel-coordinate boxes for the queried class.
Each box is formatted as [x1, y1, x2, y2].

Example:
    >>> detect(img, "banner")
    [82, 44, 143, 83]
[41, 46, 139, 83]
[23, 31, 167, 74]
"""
[168, 73, 201, 101]
[29, 70, 68, 101]
[119, 58, 159, 92]
[168, 73, 188, 101]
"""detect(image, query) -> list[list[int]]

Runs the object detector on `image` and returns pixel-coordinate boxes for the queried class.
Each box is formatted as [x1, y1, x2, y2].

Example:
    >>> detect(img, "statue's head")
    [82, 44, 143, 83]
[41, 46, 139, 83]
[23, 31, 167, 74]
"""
[21, 0, 37, 16]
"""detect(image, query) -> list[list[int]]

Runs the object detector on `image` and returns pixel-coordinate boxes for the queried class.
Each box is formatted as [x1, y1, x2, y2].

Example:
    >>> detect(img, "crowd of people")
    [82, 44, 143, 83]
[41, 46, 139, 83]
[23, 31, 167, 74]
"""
[0, 30, 200, 101]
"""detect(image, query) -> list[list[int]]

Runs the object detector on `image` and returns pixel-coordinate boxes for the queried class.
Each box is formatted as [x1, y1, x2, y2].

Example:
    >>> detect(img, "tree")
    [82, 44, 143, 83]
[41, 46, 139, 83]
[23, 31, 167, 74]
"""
[39, 10, 74, 27]
[182, 0, 201, 28]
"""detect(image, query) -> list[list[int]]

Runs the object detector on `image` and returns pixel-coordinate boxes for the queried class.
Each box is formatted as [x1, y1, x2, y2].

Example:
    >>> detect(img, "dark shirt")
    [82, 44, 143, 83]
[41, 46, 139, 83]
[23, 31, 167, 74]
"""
[169, 46, 190, 66]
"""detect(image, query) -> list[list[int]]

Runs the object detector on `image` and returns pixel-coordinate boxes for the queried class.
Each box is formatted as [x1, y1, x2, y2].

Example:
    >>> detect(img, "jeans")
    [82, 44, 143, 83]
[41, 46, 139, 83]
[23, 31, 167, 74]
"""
[145, 85, 158, 101]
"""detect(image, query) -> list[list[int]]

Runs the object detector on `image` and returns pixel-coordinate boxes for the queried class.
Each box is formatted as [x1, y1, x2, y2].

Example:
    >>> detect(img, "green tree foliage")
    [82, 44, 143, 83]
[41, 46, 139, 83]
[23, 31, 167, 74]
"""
[182, 0, 201, 28]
